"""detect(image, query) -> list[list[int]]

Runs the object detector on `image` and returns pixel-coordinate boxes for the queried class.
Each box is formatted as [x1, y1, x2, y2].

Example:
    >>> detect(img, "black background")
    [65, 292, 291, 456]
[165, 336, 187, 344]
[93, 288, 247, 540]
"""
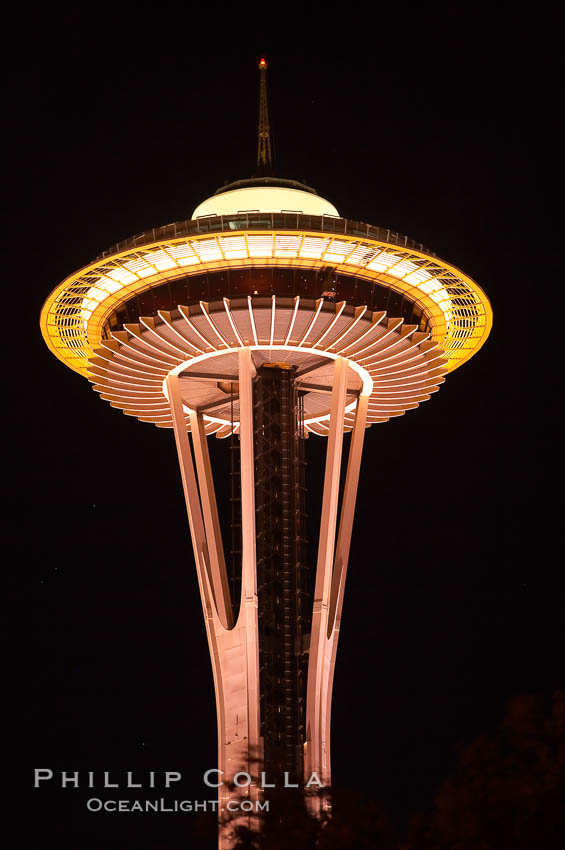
[6, 8, 561, 849]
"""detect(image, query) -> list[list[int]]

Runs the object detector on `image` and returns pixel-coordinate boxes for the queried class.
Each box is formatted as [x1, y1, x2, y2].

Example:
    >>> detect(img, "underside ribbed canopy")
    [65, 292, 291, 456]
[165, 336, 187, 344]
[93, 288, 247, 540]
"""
[88, 297, 447, 436]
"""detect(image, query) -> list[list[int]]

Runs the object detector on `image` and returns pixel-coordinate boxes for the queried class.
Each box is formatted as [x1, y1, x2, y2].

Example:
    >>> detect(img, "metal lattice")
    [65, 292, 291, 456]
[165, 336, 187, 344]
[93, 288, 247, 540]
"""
[41, 214, 492, 376]
[254, 366, 308, 780]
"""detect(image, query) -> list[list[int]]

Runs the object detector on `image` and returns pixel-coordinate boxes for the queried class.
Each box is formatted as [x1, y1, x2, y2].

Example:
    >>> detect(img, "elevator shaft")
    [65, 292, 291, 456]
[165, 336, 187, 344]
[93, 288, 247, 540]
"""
[253, 365, 309, 780]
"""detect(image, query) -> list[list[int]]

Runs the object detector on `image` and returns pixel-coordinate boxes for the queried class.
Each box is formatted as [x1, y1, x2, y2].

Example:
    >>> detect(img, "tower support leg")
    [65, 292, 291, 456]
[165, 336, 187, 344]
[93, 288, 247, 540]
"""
[166, 364, 262, 849]
[236, 347, 263, 813]
[167, 352, 368, 844]
[189, 407, 233, 629]
[304, 358, 347, 802]
[304, 366, 369, 813]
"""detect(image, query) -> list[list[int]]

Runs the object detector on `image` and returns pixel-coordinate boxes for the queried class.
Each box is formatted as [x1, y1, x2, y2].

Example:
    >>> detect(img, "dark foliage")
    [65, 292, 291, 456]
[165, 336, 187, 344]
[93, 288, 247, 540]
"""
[219, 692, 564, 849]
[407, 690, 565, 850]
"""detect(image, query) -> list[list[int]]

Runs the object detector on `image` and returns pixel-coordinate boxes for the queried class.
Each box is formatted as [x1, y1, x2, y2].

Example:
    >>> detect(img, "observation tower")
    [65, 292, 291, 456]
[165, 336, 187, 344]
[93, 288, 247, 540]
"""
[40, 59, 492, 847]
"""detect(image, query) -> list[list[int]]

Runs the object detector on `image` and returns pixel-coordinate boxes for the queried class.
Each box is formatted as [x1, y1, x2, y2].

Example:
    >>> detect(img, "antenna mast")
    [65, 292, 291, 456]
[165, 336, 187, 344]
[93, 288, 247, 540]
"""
[256, 57, 273, 175]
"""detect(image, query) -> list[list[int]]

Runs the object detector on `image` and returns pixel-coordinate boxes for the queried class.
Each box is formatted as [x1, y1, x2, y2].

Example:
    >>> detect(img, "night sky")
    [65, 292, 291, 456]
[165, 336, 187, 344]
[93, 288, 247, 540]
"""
[7, 12, 561, 849]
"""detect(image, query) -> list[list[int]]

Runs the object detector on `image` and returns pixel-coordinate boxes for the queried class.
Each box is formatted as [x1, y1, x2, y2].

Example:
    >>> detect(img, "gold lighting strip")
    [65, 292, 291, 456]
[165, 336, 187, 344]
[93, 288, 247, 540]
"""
[41, 229, 492, 377]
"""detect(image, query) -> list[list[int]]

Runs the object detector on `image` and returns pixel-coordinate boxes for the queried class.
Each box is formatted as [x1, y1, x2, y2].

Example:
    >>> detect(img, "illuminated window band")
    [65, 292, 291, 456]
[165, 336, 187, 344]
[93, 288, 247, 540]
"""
[40, 215, 492, 377]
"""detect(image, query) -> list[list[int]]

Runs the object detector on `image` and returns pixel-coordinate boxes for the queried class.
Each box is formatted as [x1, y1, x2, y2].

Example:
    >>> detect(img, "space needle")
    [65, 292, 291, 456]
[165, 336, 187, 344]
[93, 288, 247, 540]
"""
[40, 58, 492, 847]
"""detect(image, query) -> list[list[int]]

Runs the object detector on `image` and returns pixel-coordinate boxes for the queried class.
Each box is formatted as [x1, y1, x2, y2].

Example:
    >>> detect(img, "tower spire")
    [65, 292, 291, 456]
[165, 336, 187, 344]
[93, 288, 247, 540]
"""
[256, 57, 273, 175]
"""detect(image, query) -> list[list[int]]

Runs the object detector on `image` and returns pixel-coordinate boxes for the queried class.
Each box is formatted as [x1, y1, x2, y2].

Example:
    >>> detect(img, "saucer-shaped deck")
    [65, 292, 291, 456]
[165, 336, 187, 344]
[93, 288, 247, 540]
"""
[88, 296, 447, 436]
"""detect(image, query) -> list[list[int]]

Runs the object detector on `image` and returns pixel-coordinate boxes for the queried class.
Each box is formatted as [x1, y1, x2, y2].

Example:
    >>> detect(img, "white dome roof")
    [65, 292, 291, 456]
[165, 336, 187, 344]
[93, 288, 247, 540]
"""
[192, 185, 339, 219]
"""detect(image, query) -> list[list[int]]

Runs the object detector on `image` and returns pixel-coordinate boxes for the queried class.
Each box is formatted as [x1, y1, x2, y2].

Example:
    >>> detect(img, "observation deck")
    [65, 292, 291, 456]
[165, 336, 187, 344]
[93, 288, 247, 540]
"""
[41, 212, 492, 378]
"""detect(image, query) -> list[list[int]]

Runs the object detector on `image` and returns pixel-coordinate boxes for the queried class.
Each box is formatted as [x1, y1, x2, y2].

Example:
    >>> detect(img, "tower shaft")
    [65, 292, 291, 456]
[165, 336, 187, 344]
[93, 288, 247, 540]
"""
[41, 52, 492, 850]
[166, 351, 370, 848]
[253, 366, 308, 781]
